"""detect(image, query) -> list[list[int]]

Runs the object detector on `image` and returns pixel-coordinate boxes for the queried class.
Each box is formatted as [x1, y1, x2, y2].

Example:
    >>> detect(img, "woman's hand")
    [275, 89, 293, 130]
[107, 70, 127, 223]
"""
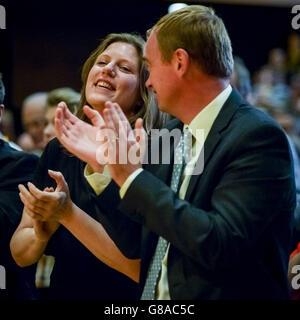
[18, 170, 74, 226]
[54, 102, 106, 173]
[102, 101, 146, 187]
[29, 186, 60, 241]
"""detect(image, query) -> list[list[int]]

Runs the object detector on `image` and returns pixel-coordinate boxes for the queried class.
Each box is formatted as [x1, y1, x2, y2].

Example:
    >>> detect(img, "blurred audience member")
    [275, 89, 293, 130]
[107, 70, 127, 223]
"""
[0, 108, 18, 145]
[0, 81, 20, 151]
[17, 92, 47, 156]
[231, 56, 254, 104]
[289, 73, 300, 135]
[44, 87, 80, 145]
[287, 33, 300, 75]
[0, 73, 39, 300]
[253, 67, 290, 111]
[266, 48, 287, 85]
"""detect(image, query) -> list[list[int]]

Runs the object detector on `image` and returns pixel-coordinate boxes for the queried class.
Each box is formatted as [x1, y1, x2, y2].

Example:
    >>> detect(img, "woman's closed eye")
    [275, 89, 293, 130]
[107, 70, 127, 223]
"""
[119, 65, 132, 73]
[97, 60, 107, 66]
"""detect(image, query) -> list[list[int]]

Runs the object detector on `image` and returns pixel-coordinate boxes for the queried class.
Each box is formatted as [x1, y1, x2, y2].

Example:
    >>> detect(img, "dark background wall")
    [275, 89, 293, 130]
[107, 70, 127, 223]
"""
[0, 0, 298, 134]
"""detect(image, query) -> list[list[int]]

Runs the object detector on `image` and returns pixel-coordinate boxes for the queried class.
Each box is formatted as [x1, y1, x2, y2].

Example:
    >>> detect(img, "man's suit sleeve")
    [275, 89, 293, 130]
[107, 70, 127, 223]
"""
[119, 123, 296, 272]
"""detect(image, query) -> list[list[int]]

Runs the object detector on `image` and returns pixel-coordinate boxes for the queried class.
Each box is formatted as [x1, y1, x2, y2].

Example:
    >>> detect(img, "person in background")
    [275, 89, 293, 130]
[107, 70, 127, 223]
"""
[44, 87, 80, 145]
[0, 108, 19, 148]
[17, 92, 47, 156]
[231, 56, 254, 104]
[0, 72, 39, 300]
[11, 33, 167, 300]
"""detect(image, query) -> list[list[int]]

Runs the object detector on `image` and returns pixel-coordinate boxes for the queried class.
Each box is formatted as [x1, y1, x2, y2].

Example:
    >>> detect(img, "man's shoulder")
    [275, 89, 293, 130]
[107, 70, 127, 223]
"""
[219, 88, 279, 132]
[220, 104, 289, 157]
[0, 139, 39, 163]
[0, 140, 39, 186]
[231, 104, 282, 133]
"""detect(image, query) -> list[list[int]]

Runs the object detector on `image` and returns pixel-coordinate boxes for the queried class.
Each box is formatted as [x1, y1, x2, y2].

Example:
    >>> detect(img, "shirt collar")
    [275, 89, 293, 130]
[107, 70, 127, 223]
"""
[184, 85, 232, 143]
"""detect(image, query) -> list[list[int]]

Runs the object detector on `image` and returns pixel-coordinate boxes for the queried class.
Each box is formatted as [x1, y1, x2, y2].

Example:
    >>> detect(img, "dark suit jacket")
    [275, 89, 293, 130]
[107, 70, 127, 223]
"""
[119, 89, 296, 299]
[0, 139, 39, 299]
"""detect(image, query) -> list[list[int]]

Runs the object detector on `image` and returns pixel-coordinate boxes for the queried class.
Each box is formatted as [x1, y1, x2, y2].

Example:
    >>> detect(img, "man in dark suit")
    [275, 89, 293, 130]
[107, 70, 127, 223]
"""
[51, 5, 295, 299]
[0, 73, 39, 299]
[98, 5, 296, 299]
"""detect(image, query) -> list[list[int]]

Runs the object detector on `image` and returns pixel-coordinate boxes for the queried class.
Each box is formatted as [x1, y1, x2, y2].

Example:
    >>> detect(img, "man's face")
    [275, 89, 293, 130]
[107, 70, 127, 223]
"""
[144, 31, 177, 115]
[22, 103, 45, 144]
[43, 106, 56, 144]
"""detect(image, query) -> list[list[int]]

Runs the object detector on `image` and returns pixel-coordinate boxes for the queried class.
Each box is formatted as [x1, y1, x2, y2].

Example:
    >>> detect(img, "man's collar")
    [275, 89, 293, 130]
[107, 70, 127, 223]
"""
[184, 85, 232, 143]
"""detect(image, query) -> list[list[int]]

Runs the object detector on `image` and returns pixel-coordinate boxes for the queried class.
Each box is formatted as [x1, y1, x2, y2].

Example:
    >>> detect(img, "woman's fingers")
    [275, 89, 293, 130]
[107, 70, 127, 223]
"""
[23, 206, 44, 221]
[27, 182, 48, 200]
[59, 101, 77, 125]
[19, 192, 45, 218]
[83, 105, 105, 127]
[48, 170, 69, 193]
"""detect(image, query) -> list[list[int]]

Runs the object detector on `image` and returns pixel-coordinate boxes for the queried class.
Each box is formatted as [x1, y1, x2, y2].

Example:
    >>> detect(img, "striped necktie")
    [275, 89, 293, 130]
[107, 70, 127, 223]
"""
[141, 130, 188, 300]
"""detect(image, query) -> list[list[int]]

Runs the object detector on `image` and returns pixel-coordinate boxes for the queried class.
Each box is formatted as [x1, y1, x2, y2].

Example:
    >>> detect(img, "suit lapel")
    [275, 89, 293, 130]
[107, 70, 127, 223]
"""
[185, 89, 246, 201]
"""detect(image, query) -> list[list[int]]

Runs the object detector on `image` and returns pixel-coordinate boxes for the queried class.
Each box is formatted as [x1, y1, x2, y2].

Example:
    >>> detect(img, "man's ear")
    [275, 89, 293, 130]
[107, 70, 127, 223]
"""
[172, 48, 190, 77]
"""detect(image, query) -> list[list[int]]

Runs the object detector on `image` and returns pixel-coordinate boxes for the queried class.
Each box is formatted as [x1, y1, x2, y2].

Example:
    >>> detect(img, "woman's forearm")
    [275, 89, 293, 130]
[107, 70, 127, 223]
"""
[10, 226, 49, 267]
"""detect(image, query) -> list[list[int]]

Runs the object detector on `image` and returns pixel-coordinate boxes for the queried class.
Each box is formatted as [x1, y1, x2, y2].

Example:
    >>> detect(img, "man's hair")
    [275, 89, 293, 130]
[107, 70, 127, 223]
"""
[151, 5, 233, 78]
[0, 73, 5, 104]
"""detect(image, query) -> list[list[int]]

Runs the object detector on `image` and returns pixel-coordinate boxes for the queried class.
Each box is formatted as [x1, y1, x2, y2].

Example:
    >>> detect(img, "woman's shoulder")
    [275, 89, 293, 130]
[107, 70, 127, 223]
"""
[43, 138, 73, 160]
[44, 137, 62, 152]
[35, 138, 83, 187]
[40, 138, 81, 170]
